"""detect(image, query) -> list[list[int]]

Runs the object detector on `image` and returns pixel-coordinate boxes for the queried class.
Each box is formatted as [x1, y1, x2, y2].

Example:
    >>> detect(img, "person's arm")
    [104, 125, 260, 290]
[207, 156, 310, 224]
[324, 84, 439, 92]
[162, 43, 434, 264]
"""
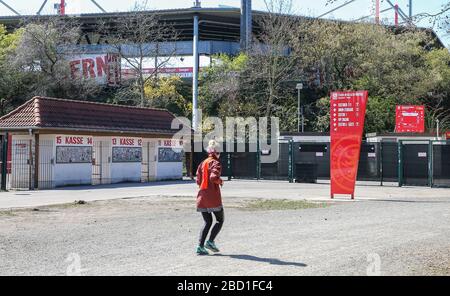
[196, 162, 202, 186]
[210, 160, 223, 185]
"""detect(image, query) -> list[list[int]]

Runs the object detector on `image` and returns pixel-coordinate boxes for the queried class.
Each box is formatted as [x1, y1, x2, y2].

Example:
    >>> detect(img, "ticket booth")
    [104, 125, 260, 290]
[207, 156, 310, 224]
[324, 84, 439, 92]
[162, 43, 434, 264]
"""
[110, 137, 142, 183]
[0, 96, 187, 190]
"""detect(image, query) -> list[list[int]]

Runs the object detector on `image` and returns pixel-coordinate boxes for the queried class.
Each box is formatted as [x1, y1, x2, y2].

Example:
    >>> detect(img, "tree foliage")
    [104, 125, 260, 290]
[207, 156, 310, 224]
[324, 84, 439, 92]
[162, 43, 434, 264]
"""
[201, 9, 450, 134]
[144, 76, 190, 117]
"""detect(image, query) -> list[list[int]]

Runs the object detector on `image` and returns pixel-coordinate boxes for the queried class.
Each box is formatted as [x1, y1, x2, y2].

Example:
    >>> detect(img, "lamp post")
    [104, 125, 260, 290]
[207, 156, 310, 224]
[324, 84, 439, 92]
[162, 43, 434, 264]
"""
[436, 119, 440, 140]
[296, 83, 304, 133]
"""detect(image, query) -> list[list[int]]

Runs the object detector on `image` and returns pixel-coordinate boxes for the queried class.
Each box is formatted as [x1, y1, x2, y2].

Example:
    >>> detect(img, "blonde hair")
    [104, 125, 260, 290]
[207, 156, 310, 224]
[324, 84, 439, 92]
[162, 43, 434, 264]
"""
[207, 140, 220, 153]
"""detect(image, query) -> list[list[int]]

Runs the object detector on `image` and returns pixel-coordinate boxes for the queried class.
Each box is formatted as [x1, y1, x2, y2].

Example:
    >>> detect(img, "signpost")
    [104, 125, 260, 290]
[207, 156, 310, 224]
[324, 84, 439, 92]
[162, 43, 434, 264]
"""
[395, 105, 425, 133]
[330, 91, 368, 199]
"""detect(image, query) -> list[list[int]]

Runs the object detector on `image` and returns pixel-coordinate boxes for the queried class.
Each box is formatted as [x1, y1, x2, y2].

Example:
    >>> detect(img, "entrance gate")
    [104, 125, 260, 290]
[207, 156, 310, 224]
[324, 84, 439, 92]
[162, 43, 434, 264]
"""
[9, 139, 34, 190]
[92, 139, 111, 185]
[400, 141, 430, 186]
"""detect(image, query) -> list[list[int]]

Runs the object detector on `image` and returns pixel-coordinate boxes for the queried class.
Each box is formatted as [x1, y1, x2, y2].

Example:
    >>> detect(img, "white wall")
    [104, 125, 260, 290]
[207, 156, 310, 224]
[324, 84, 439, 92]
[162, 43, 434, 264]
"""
[54, 163, 92, 187]
[155, 139, 183, 180]
[111, 163, 141, 183]
[42, 134, 93, 188]
[156, 162, 183, 180]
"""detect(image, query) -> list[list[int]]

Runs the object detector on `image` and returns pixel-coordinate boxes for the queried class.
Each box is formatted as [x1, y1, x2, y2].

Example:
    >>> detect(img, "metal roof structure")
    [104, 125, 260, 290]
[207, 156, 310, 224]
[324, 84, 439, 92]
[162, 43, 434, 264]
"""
[0, 7, 254, 42]
[0, 7, 444, 47]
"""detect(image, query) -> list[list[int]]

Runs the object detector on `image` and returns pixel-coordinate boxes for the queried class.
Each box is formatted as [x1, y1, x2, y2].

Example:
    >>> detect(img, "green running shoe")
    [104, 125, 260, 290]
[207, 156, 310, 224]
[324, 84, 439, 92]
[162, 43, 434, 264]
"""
[196, 246, 209, 255]
[205, 241, 220, 253]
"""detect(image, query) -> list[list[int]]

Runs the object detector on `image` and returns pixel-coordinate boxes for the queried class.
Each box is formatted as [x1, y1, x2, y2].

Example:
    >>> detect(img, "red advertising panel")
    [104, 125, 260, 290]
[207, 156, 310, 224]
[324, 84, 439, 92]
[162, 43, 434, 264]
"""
[330, 91, 368, 199]
[446, 132, 450, 140]
[395, 105, 425, 133]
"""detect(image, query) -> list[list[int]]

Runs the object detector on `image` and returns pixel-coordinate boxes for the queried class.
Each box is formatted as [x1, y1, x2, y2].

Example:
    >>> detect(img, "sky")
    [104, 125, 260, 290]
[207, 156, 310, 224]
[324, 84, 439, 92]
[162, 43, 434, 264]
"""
[1, 0, 448, 46]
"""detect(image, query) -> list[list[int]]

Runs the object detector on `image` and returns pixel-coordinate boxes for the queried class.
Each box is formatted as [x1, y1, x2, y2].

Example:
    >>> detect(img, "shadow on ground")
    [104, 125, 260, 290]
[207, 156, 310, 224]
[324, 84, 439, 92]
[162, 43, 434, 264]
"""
[53, 179, 196, 191]
[213, 254, 307, 267]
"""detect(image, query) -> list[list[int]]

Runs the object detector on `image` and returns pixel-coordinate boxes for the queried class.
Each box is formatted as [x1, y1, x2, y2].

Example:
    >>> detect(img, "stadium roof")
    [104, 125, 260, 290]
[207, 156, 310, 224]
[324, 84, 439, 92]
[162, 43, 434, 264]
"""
[0, 7, 445, 47]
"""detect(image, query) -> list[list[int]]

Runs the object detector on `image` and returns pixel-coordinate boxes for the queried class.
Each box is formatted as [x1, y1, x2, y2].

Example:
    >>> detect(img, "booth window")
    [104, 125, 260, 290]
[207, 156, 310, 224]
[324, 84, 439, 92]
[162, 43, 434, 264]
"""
[112, 147, 142, 163]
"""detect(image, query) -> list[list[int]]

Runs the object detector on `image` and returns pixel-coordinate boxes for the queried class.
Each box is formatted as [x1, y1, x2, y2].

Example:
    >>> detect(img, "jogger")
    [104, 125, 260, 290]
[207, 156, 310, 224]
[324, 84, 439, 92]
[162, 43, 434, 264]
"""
[199, 209, 224, 248]
[195, 140, 224, 255]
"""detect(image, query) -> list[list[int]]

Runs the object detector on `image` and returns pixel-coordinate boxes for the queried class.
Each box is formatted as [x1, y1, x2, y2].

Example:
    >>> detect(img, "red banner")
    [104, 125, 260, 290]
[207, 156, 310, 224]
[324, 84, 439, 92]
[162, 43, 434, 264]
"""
[330, 91, 368, 199]
[395, 105, 425, 133]
[446, 132, 450, 140]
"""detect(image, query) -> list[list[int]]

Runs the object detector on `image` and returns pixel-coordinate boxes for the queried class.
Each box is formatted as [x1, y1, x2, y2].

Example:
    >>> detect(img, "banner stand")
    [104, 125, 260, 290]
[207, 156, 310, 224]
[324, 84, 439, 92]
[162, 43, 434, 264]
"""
[330, 91, 368, 200]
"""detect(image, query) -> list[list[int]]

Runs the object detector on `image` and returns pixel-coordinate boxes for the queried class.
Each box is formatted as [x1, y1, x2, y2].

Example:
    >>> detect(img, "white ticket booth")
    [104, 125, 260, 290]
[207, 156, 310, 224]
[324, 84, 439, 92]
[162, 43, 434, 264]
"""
[155, 139, 184, 180]
[110, 137, 142, 183]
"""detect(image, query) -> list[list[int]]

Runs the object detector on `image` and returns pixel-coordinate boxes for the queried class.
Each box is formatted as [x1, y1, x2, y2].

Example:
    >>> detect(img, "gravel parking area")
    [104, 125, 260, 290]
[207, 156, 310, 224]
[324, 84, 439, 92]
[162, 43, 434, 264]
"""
[1, 192, 449, 276]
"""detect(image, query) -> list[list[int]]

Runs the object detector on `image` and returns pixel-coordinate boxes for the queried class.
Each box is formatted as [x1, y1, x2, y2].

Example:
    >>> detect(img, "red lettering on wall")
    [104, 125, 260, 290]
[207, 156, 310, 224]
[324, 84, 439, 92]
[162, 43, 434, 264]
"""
[119, 138, 134, 146]
[82, 59, 96, 79]
[65, 136, 84, 145]
[96, 56, 107, 77]
[70, 60, 81, 79]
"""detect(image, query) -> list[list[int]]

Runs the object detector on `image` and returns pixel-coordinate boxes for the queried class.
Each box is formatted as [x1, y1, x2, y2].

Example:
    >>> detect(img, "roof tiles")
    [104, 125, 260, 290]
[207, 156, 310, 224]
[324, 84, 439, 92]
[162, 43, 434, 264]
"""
[0, 97, 183, 135]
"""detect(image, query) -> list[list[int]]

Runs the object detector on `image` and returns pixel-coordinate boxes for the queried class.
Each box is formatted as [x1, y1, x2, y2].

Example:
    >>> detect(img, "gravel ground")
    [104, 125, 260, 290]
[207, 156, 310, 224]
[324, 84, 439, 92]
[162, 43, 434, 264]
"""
[0, 195, 449, 276]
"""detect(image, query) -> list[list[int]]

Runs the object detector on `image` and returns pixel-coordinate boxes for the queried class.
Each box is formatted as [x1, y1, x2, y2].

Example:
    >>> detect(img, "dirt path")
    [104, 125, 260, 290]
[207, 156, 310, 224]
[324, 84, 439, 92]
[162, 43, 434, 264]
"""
[0, 196, 449, 275]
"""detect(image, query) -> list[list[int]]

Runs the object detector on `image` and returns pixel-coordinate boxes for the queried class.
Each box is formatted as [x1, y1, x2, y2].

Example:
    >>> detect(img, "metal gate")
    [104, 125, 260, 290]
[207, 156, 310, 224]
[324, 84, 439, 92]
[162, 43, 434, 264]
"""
[261, 141, 290, 180]
[38, 139, 54, 189]
[92, 140, 111, 185]
[381, 141, 399, 183]
[358, 143, 380, 182]
[141, 141, 156, 182]
[9, 139, 34, 190]
[432, 141, 450, 188]
[0, 135, 4, 190]
[293, 142, 330, 180]
[401, 141, 430, 186]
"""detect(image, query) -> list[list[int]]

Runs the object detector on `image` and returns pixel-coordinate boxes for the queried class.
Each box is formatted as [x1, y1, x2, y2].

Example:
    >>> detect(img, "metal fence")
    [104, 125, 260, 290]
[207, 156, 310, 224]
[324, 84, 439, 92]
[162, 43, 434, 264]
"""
[432, 141, 450, 187]
[191, 140, 450, 188]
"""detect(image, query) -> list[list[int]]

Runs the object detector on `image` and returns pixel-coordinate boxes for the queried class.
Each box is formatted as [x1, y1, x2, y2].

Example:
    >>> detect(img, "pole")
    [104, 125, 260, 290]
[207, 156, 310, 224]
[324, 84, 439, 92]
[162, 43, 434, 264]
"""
[436, 119, 440, 140]
[288, 140, 294, 183]
[246, 0, 252, 50]
[409, 0, 412, 19]
[301, 106, 305, 133]
[428, 140, 433, 188]
[240, 0, 247, 50]
[1, 133, 8, 191]
[394, 4, 399, 27]
[0, 0, 20, 16]
[60, 0, 65, 15]
[375, 0, 380, 24]
[297, 89, 301, 133]
[318, 0, 356, 18]
[192, 15, 199, 132]
[398, 140, 403, 187]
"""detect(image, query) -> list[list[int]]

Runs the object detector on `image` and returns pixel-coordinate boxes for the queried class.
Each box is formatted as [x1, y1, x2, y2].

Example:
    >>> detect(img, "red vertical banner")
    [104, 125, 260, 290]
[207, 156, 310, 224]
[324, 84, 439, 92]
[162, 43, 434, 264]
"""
[395, 105, 425, 133]
[330, 91, 368, 199]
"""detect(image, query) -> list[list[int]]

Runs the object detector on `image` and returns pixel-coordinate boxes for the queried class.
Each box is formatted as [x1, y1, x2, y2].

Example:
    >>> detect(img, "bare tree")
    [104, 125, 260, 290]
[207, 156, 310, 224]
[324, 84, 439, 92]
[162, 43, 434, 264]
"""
[12, 17, 100, 100]
[99, 2, 178, 107]
[245, 0, 301, 118]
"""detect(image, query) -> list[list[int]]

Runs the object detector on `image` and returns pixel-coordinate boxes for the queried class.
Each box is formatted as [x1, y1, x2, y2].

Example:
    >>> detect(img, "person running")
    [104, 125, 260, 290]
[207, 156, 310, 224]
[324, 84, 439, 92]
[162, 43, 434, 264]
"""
[195, 140, 224, 255]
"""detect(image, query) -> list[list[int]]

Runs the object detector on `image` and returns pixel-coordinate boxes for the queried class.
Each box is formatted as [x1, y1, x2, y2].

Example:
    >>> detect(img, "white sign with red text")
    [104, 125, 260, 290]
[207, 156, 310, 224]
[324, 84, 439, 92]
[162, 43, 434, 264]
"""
[69, 54, 111, 84]
[111, 137, 143, 147]
[158, 139, 184, 148]
[56, 135, 93, 146]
